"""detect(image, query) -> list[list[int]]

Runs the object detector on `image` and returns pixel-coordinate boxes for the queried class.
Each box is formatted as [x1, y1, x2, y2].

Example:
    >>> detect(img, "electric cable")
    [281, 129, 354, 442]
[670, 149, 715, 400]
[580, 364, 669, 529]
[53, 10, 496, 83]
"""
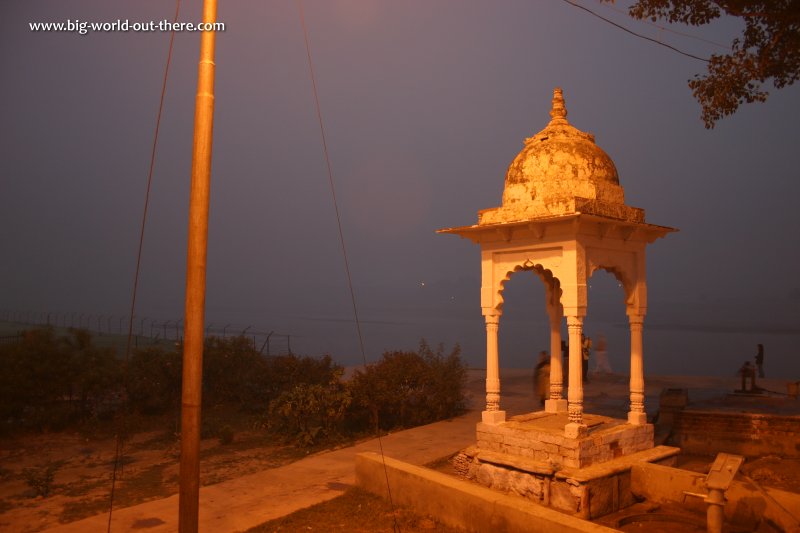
[294, 1, 400, 531]
[560, 0, 710, 62]
[107, 1, 182, 531]
[599, 1, 731, 50]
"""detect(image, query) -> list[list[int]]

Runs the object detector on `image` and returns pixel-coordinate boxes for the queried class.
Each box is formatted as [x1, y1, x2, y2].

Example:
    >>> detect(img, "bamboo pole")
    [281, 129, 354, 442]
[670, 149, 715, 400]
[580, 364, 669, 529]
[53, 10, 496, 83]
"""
[179, 0, 218, 531]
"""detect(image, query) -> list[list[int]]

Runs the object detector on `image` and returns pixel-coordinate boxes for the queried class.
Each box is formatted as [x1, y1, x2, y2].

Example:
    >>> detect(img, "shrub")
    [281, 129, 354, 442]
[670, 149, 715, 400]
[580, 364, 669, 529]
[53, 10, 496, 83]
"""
[202, 336, 270, 409]
[65, 329, 121, 418]
[267, 381, 351, 446]
[126, 346, 182, 415]
[0, 327, 121, 430]
[262, 353, 343, 402]
[348, 340, 467, 431]
[22, 461, 61, 498]
[217, 424, 235, 445]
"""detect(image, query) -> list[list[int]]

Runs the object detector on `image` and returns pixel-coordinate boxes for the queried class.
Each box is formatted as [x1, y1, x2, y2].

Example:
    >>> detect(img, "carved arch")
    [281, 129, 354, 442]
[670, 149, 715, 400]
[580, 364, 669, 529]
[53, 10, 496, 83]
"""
[587, 248, 638, 307]
[589, 265, 634, 306]
[494, 261, 563, 313]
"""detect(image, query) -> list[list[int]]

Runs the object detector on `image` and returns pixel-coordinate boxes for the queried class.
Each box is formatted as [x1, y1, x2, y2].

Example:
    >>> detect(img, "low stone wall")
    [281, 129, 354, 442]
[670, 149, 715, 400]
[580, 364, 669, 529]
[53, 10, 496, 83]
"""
[631, 462, 800, 532]
[672, 409, 800, 458]
[355, 452, 619, 533]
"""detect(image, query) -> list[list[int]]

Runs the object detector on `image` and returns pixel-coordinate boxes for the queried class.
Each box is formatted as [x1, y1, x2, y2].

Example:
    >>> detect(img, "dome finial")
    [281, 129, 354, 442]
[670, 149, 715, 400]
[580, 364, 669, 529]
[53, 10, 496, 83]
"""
[549, 87, 569, 125]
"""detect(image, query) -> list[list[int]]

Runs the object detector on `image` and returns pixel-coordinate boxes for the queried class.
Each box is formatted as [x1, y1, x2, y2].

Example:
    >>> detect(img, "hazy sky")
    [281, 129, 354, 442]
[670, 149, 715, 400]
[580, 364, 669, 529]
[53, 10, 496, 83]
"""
[2, 1, 799, 377]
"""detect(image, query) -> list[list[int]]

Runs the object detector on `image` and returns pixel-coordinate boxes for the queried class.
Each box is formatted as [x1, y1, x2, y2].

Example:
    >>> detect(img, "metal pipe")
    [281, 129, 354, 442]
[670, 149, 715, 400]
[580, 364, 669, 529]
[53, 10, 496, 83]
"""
[706, 489, 724, 533]
[179, 0, 218, 529]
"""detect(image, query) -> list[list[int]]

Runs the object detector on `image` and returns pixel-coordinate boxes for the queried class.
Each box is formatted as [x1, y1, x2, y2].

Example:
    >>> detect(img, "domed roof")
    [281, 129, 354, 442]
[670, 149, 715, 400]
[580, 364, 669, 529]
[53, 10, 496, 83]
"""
[479, 88, 643, 225]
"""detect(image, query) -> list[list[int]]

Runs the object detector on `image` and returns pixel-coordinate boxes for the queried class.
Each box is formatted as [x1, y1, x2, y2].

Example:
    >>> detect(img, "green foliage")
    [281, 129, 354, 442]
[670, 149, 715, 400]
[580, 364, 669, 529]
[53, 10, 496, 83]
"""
[603, 0, 800, 127]
[65, 328, 121, 418]
[0, 327, 120, 430]
[348, 340, 467, 431]
[22, 461, 62, 498]
[217, 424, 235, 445]
[262, 353, 345, 402]
[0, 327, 467, 451]
[202, 336, 270, 408]
[126, 346, 182, 415]
[267, 381, 352, 446]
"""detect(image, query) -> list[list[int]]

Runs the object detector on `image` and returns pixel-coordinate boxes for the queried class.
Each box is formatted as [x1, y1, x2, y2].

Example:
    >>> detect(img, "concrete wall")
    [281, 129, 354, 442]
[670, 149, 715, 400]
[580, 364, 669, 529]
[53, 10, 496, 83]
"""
[672, 410, 800, 458]
[355, 452, 618, 533]
[631, 462, 800, 532]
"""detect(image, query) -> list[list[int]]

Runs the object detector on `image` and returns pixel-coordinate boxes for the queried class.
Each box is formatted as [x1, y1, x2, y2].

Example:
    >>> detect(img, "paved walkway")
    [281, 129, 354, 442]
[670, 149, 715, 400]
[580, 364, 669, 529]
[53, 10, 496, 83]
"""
[43, 370, 793, 533]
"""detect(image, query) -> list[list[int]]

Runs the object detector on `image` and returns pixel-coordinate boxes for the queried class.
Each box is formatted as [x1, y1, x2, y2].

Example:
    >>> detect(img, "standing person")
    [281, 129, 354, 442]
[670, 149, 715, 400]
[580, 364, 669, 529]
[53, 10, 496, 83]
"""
[594, 333, 612, 374]
[581, 334, 592, 383]
[561, 339, 569, 388]
[755, 344, 765, 378]
[534, 350, 550, 407]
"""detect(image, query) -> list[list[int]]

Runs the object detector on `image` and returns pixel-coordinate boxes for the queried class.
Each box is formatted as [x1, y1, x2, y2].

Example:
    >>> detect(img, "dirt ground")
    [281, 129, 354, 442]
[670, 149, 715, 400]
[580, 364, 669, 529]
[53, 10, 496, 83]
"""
[0, 426, 304, 533]
[3, 429, 799, 533]
[244, 487, 466, 533]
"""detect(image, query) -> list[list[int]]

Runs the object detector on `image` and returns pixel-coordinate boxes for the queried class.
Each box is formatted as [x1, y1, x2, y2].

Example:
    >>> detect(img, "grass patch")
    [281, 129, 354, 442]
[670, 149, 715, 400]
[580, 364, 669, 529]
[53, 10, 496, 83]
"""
[60, 496, 110, 524]
[244, 487, 465, 532]
[60, 475, 111, 498]
[110, 463, 174, 509]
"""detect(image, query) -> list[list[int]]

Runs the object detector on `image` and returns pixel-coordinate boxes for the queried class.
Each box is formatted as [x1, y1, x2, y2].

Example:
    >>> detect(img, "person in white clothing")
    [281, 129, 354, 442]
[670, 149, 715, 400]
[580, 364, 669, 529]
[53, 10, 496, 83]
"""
[594, 333, 612, 374]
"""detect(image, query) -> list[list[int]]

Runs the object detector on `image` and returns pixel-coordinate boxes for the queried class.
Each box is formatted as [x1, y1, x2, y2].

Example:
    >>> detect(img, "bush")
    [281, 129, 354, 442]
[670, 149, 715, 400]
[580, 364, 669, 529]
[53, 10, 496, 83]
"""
[262, 353, 344, 402]
[202, 336, 269, 408]
[0, 327, 121, 430]
[348, 340, 467, 431]
[65, 329, 121, 418]
[267, 381, 351, 446]
[22, 461, 62, 498]
[126, 346, 181, 415]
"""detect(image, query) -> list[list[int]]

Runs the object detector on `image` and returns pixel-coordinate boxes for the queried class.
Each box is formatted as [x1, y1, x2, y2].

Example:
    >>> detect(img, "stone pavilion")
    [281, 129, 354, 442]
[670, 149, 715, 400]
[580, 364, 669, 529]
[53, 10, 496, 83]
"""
[438, 88, 679, 517]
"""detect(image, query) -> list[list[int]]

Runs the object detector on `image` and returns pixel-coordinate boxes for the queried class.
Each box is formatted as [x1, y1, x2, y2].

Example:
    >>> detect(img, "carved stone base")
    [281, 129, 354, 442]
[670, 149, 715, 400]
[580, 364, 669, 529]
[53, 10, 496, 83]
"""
[564, 422, 588, 439]
[481, 410, 506, 425]
[628, 411, 647, 425]
[545, 398, 568, 414]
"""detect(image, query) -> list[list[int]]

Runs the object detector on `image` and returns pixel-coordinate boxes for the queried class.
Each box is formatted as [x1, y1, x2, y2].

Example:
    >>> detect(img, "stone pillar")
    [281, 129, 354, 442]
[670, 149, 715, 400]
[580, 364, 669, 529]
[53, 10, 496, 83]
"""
[483, 312, 505, 424]
[628, 314, 646, 425]
[565, 315, 587, 438]
[545, 312, 567, 413]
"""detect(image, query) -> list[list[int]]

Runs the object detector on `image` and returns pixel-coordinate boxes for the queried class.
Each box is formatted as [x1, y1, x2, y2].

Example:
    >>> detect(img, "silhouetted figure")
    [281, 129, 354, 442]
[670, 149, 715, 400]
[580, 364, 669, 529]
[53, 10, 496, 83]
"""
[594, 333, 612, 374]
[581, 334, 592, 383]
[561, 339, 569, 387]
[738, 361, 757, 392]
[534, 350, 550, 407]
[755, 344, 765, 378]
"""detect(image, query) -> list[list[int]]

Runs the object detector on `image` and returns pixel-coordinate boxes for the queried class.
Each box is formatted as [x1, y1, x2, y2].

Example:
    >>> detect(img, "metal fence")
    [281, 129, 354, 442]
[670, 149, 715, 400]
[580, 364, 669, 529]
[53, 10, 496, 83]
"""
[0, 310, 295, 356]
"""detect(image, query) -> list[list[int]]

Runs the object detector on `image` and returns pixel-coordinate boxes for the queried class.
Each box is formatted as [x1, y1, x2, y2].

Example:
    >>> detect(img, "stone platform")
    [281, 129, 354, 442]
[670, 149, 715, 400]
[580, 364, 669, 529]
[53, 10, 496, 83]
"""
[476, 411, 654, 469]
[455, 410, 678, 518]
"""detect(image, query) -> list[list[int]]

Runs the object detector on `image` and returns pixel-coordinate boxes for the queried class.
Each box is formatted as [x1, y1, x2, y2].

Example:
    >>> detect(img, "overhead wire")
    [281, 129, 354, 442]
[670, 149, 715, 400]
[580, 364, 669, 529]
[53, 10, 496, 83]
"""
[107, 1, 182, 530]
[294, 1, 400, 531]
[560, 0, 710, 62]
[598, 1, 731, 51]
